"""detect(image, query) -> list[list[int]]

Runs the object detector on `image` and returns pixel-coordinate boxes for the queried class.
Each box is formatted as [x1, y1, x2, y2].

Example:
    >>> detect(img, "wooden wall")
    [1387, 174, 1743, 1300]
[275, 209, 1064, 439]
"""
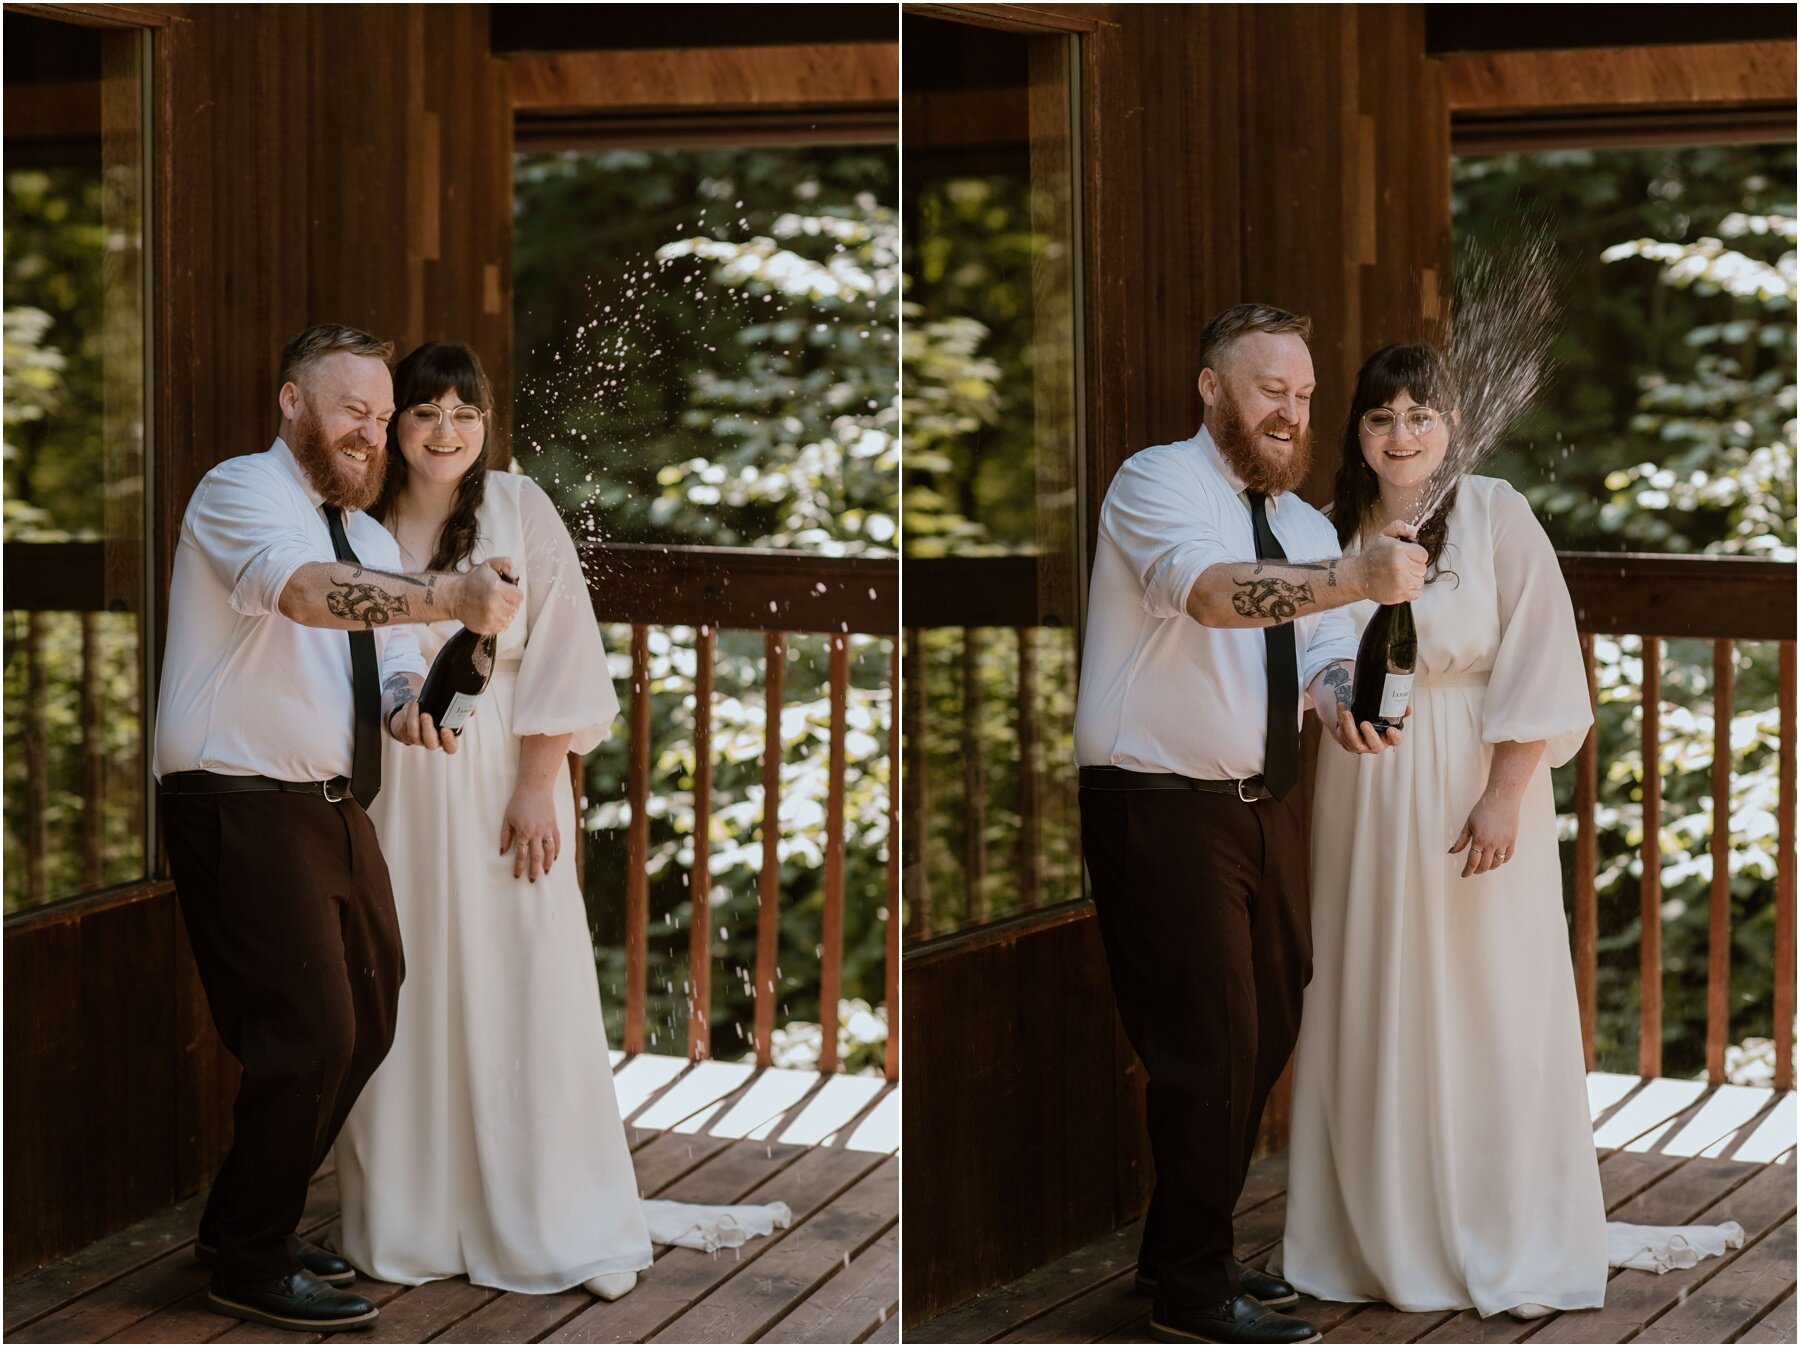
[901, 2, 1451, 1324]
[4, 1, 514, 1276]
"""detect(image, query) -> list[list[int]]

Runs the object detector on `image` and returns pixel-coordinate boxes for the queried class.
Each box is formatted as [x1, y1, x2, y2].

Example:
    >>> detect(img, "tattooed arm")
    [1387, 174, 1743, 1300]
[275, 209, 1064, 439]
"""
[276, 557, 522, 634]
[1184, 522, 1428, 629]
[1305, 659, 1403, 754]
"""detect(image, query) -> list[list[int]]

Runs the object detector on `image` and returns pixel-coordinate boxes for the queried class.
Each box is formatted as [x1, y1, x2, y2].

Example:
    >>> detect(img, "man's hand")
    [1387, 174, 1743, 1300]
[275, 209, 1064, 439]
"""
[1351, 520, 1427, 606]
[387, 700, 460, 755]
[1324, 703, 1405, 755]
[452, 558, 523, 635]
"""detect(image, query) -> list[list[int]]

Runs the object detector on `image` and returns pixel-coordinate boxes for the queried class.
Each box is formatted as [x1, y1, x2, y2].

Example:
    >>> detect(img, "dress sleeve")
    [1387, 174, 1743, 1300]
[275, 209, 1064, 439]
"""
[512, 476, 621, 756]
[1484, 480, 1592, 767]
[185, 464, 321, 618]
[1101, 451, 1238, 620]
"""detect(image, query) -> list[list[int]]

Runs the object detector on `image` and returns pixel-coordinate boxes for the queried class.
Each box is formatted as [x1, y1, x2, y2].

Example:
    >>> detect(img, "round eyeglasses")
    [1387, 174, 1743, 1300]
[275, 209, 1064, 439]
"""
[406, 403, 486, 430]
[1361, 405, 1442, 438]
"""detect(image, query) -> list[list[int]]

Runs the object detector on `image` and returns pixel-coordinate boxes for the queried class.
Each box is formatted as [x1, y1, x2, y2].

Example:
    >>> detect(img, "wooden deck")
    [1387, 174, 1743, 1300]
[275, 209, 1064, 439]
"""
[3, 1056, 899, 1345]
[914, 1074, 1795, 1345]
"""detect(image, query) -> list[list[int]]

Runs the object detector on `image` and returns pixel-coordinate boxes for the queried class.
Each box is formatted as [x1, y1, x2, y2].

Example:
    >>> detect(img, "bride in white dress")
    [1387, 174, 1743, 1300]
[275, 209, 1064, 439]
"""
[1281, 344, 1738, 1320]
[334, 342, 783, 1299]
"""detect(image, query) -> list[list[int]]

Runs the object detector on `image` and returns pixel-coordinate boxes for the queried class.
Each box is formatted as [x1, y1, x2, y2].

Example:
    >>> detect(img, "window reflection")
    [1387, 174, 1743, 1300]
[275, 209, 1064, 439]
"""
[902, 14, 1083, 941]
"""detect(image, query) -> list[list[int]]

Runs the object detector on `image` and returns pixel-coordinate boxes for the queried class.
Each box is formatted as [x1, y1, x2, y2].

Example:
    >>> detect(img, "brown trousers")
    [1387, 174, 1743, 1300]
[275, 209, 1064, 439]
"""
[163, 790, 404, 1281]
[1080, 785, 1312, 1309]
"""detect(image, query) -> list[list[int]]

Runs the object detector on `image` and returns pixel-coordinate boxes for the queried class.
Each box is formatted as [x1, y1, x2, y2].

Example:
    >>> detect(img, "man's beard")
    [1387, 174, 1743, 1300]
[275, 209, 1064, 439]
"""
[1212, 387, 1313, 496]
[290, 403, 385, 512]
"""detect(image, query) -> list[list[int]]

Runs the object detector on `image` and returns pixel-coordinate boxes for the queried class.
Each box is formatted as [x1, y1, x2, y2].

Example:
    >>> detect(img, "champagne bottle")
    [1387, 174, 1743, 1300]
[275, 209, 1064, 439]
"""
[1349, 601, 1416, 732]
[416, 572, 517, 737]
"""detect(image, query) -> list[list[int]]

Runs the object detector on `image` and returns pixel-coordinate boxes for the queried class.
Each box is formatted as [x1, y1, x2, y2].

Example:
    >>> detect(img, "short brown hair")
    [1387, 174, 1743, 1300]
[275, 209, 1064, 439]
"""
[278, 323, 393, 392]
[1197, 303, 1312, 374]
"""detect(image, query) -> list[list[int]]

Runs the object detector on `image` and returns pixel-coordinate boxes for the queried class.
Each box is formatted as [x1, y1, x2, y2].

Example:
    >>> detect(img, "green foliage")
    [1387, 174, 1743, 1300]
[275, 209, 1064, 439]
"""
[1455, 144, 1796, 1077]
[513, 146, 898, 1069]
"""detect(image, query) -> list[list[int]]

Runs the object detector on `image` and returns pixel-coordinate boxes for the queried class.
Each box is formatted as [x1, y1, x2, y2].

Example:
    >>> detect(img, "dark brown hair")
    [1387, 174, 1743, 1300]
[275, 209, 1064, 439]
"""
[373, 341, 495, 572]
[1197, 303, 1313, 374]
[1331, 343, 1460, 581]
[278, 323, 393, 391]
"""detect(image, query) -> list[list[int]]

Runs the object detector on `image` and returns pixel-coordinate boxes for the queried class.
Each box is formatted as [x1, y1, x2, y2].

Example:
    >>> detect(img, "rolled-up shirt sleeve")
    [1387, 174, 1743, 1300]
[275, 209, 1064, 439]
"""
[1302, 603, 1360, 691]
[1101, 452, 1237, 621]
[185, 466, 323, 619]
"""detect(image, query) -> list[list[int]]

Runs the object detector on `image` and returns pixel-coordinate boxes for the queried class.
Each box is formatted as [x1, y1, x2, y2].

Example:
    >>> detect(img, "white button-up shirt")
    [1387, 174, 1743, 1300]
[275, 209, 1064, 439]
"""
[1073, 425, 1359, 779]
[153, 439, 428, 783]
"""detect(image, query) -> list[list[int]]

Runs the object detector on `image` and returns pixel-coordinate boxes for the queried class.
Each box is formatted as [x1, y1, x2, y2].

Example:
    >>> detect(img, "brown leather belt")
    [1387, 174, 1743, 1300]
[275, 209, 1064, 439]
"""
[160, 770, 353, 803]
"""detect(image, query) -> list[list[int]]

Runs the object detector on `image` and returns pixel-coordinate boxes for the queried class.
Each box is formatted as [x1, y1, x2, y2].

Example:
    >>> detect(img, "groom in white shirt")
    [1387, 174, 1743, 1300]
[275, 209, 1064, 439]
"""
[1074, 304, 1427, 1345]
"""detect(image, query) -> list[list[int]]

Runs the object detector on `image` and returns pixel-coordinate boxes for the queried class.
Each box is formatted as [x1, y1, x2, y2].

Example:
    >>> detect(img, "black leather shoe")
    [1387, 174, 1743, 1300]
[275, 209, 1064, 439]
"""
[1150, 1295, 1320, 1344]
[206, 1269, 377, 1332]
[195, 1237, 357, 1286]
[1137, 1260, 1299, 1310]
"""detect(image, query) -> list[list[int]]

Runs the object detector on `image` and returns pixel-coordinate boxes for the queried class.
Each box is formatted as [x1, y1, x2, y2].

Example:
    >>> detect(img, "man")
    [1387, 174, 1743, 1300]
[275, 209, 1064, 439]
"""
[1073, 304, 1427, 1345]
[154, 324, 523, 1332]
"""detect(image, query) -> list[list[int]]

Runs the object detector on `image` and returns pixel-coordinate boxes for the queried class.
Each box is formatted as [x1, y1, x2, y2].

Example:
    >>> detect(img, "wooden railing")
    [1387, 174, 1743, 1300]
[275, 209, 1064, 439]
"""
[5, 538, 901, 1079]
[1562, 552, 1798, 1090]
[587, 543, 899, 1078]
[906, 550, 1799, 1086]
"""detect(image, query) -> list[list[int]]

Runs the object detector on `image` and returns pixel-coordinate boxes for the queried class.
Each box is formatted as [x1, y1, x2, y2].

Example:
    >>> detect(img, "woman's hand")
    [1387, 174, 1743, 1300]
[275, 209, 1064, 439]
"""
[1450, 789, 1521, 877]
[500, 781, 560, 883]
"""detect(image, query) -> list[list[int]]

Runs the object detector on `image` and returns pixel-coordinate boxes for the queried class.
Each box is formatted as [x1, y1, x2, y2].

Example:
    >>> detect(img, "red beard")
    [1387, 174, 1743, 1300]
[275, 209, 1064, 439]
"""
[1212, 387, 1313, 496]
[290, 404, 386, 512]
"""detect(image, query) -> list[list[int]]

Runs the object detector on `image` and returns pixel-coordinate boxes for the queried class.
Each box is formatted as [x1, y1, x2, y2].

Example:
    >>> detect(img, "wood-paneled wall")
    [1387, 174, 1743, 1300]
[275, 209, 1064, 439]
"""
[901, 2, 1451, 1324]
[4, 1, 513, 1277]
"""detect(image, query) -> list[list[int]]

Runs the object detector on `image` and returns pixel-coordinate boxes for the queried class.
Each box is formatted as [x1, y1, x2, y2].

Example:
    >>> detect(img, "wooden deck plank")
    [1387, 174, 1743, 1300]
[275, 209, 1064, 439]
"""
[760, 1224, 900, 1343]
[994, 1269, 1140, 1343]
[2, 1191, 208, 1334]
[431, 1287, 590, 1343]
[1529, 1161, 1797, 1343]
[353, 1278, 500, 1344]
[1723, 1094, 1797, 1164]
[631, 1061, 758, 1133]
[629, 1131, 738, 1196]
[773, 1075, 889, 1147]
[831, 1082, 901, 1154]
[1736, 1288, 1795, 1344]
[903, 1223, 1143, 1343]
[700, 1069, 822, 1140]
[1592, 1079, 1710, 1149]
[544, 1145, 887, 1343]
[1633, 1216, 1796, 1344]
[614, 1056, 695, 1120]
[1648, 1086, 1776, 1157]
[11, 1176, 340, 1345]
[645, 1157, 897, 1343]
[863, 1312, 901, 1342]
[1322, 1305, 1457, 1342]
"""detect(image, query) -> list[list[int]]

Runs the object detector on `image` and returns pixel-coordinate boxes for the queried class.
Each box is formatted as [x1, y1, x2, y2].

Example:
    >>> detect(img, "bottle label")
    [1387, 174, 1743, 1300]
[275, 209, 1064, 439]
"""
[437, 691, 480, 733]
[1379, 674, 1414, 720]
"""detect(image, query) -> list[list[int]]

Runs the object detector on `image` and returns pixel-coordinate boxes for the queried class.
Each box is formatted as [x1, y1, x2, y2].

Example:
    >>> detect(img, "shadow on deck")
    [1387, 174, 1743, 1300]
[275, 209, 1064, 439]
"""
[4, 1056, 900, 1345]
[914, 1075, 1795, 1345]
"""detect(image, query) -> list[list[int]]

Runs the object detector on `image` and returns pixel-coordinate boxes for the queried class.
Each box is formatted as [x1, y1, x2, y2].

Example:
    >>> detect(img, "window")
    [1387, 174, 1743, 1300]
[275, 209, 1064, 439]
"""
[901, 13, 1084, 941]
[4, 12, 153, 914]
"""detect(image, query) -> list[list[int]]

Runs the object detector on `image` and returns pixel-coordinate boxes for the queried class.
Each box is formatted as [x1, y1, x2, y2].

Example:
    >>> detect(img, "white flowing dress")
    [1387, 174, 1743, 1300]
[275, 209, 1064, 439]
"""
[334, 471, 785, 1293]
[1281, 476, 1609, 1315]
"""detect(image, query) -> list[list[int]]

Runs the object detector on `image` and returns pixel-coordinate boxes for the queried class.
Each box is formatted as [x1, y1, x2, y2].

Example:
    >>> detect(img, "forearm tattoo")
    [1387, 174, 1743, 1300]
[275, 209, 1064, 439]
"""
[326, 565, 438, 628]
[383, 672, 417, 709]
[1320, 663, 1354, 713]
[1248, 559, 1338, 588]
[1231, 575, 1315, 621]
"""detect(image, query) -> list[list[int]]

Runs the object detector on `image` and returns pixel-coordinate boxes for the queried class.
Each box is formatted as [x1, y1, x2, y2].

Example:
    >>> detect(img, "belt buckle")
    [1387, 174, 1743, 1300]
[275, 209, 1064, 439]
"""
[322, 778, 346, 804]
[1237, 778, 1259, 803]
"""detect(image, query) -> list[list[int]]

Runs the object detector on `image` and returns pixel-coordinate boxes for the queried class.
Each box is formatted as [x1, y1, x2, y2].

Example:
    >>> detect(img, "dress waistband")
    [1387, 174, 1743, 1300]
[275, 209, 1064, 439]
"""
[1413, 670, 1491, 689]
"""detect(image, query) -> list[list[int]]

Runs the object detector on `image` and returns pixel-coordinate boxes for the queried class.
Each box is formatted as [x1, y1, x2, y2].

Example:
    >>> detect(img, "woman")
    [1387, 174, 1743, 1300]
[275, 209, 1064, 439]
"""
[1280, 344, 1734, 1320]
[334, 343, 782, 1299]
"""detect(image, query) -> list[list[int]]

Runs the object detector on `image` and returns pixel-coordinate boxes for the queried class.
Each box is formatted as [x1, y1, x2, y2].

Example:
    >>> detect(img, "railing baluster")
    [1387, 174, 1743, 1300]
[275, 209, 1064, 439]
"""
[625, 623, 651, 1055]
[1017, 627, 1041, 913]
[1640, 635, 1664, 1080]
[962, 627, 987, 923]
[1575, 634, 1598, 1070]
[820, 635, 850, 1073]
[754, 631, 785, 1068]
[886, 637, 900, 1082]
[1706, 638, 1734, 1085]
[904, 628, 930, 940]
[688, 625, 715, 1062]
[1777, 641, 1795, 1093]
[80, 611, 103, 889]
[26, 612, 48, 904]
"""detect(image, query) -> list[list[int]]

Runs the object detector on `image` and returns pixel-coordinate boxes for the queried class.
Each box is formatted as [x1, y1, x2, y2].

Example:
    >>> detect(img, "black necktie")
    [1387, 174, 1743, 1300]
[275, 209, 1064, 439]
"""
[1246, 491, 1300, 800]
[323, 505, 381, 806]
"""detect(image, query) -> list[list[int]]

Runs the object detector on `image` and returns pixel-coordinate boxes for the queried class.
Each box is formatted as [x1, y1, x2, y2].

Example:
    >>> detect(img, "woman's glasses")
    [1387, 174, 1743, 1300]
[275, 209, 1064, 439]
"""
[406, 403, 486, 430]
[1361, 406, 1442, 438]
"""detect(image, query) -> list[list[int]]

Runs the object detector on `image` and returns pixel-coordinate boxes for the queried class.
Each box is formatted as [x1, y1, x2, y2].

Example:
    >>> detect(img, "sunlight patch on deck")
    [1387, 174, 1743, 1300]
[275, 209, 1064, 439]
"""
[612, 1053, 690, 1116]
[1638, 1085, 1775, 1156]
[631, 1060, 757, 1131]
[836, 1085, 900, 1153]
[1592, 1077, 1707, 1148]
[704, 1067, 822, 1138]
[776, 1074, 887, 1146]
[1587, 1071, 1640, 1119]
